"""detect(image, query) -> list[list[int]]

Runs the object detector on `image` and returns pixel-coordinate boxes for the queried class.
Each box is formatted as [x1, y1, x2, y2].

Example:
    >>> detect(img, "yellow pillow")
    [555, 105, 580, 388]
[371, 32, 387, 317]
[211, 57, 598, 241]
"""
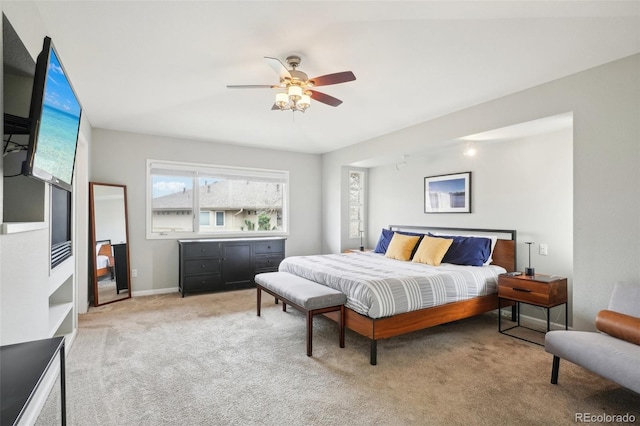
[412, 235, 453, 266]
[384, 233, 421, 261]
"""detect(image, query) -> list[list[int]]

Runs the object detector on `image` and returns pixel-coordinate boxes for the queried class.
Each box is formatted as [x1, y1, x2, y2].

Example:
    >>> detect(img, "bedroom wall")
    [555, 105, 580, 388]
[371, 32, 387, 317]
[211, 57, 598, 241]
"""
[1, 4, 92, 342]
[368, 128, 573, 323]
[322, 54, 640, 331]
[369, 128, 573, 273]
[90, 129, 322, 295]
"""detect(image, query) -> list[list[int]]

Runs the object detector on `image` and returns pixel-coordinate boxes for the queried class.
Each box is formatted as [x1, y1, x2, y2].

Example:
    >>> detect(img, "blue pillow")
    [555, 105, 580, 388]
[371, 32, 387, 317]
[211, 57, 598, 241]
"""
[374, 229, 394, 253]
[374, 229, 424, 254]
[429, 234, 491, 266]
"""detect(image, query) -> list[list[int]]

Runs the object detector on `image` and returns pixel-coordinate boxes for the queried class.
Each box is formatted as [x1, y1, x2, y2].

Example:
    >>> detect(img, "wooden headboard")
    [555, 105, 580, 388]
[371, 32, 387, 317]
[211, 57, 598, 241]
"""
[388, 225, 517, 272]
[97, 239, 112, 257]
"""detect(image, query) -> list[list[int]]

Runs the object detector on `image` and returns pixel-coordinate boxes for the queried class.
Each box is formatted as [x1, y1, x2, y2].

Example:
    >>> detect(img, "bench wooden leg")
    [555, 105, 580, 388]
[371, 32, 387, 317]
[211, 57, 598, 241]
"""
[282, 302, 287, 312]
[256, 286, 261, 316]
[306, 311, 313, 357]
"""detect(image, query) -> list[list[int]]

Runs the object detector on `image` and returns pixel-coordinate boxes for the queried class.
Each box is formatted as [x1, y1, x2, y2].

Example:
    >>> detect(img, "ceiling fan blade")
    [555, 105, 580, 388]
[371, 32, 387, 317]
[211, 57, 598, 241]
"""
[264, 57, 292, 80]
[309, 71, 356, 87]
[226, 84, 279, 89]
[309, 90, 343, 107]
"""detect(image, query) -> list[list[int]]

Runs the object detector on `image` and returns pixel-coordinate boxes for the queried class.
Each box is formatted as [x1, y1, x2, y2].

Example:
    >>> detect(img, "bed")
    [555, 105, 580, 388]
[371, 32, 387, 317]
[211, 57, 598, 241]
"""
[279, 225, 516, 364]
[95, 240, 114, 280]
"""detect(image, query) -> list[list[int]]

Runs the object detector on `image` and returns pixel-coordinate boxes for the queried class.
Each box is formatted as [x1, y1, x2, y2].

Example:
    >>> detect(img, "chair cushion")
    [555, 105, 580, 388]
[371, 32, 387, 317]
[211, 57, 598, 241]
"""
[545, 330, 640, 393]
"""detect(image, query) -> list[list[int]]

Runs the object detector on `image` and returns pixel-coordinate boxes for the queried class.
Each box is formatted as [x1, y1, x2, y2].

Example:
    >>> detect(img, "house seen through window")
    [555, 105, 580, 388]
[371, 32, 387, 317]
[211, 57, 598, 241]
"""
[147, 160, 288, 238]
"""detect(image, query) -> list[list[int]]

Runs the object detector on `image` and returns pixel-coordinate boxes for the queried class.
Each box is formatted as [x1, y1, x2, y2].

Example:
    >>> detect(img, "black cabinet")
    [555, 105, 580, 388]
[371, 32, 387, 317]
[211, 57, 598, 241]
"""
[178, 238, 285, 297]
[221, 242, 254, 288]
[254, 239, 285, 274]
[113, 243, 129, 294]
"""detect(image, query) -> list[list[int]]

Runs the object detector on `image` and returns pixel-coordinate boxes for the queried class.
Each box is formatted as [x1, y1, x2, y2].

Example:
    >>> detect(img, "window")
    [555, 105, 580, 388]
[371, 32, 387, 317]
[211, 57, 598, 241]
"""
[349, 170, 365, 239]
[215, 211, 224, 227]
[199, 211, 210, 226]
[147, 160, 288, 238]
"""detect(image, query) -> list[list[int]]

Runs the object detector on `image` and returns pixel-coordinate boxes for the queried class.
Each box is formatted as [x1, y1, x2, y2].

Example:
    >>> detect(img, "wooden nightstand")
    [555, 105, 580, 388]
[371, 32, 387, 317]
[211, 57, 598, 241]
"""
[498, 273, 568, 345]
[344, 248, 373, 253]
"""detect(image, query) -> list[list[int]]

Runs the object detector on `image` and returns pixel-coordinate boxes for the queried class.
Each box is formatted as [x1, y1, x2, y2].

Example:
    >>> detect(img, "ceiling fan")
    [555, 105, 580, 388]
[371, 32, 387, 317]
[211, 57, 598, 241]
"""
[227, 55, 356, 112]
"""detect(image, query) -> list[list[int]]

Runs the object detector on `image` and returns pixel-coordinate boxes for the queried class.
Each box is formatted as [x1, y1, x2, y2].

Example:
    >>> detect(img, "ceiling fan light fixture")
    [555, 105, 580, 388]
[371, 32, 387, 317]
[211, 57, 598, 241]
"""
[275, 92, 289, 109]
[298, 94, 311, 111]
[287, 85, 302, 101]
[230, 55, 355, 112]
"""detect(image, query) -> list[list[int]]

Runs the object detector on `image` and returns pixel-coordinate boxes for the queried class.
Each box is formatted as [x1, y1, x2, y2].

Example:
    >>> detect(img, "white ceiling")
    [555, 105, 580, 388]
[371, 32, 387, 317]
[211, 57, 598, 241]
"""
[11, 1, 640, 154]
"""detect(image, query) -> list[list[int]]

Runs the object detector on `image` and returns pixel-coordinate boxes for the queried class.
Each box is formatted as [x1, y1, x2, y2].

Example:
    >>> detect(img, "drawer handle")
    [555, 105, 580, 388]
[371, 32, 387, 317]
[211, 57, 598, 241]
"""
[513, 287, 531, 292]
[201, 264, 206, 268]
[201, 249, 206, 252]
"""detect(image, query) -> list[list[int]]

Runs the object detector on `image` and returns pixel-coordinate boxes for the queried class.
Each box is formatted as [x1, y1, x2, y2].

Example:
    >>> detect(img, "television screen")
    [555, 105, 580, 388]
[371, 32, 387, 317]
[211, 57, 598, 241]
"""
[23, 36, 82, 192]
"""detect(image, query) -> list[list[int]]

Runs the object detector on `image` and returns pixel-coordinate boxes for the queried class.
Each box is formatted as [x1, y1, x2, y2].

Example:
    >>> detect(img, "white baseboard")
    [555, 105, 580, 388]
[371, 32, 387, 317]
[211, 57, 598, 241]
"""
[132, 287, 179, 297]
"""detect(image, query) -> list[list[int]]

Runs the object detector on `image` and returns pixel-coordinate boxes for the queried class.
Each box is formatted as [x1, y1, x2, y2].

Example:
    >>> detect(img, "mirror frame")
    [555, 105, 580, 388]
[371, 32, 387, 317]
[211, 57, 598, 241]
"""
[89, 182, 131, 306]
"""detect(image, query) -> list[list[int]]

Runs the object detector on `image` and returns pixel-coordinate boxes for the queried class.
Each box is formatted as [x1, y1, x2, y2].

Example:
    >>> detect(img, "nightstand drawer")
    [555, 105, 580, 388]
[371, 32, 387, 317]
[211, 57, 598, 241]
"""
[498, 275, 567, 307]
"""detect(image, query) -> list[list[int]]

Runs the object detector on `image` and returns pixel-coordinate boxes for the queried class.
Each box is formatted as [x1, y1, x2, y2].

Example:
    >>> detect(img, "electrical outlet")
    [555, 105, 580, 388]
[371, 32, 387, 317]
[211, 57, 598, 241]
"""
[539, 244, 548, 256]
[131, 269, 138, 278]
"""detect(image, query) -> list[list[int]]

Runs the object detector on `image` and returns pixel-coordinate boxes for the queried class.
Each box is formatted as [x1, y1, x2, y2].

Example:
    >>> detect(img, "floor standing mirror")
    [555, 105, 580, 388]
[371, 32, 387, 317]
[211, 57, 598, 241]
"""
[90, 182, 131, 306]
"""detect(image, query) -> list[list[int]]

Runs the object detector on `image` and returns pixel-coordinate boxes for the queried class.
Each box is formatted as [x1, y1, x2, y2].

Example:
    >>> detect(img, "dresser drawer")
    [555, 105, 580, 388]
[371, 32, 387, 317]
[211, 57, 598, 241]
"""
[184, 274, 222, 292]
[498, 275, 567, 307]
[183, 242, 221, 259]
[184, 259, 221, 275]
[254, 255, 284, 271]
[254, 240, 284, 255]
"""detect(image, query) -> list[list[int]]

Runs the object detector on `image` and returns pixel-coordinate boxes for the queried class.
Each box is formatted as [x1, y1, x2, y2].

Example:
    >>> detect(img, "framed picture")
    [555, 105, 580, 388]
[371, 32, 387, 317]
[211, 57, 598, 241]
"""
[424, 172, 471, 213]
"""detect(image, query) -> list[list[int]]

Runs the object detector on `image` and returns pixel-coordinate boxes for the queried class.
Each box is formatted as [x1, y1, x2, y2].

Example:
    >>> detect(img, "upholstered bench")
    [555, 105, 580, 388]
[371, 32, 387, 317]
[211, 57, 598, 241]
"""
[255, 271, 346, 357]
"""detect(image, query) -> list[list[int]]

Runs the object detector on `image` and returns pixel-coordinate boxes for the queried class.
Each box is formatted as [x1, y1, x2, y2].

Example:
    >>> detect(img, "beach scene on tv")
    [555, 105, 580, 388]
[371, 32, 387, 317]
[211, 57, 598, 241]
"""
[34, 48, 81, 185]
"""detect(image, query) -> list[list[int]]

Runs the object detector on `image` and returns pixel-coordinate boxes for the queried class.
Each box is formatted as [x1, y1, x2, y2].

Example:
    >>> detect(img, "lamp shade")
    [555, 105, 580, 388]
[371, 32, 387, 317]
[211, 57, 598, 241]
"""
[298, 94, 311, 110]
[288, 85, 302, 100]
[275, 92, 289, 108]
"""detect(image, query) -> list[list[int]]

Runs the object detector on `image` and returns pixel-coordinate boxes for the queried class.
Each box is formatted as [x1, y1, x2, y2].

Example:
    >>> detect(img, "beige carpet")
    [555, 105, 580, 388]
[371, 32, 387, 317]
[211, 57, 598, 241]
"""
[37, 290, 639, 425]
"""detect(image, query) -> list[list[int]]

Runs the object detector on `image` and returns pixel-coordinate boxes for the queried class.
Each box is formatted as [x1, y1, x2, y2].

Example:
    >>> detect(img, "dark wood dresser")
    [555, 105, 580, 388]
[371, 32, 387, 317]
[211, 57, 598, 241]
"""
[178, 237, 285, 297]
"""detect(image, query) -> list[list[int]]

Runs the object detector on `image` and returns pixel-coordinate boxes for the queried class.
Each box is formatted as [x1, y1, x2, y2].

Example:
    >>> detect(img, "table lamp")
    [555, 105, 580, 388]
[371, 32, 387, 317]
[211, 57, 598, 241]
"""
[359, 230, 364, 251]
[524, 241, 535, 276]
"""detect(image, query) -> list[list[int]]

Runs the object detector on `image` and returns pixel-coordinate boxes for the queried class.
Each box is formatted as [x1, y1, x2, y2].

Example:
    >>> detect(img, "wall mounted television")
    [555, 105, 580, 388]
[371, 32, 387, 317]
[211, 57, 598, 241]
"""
[22, 36, 82, 192]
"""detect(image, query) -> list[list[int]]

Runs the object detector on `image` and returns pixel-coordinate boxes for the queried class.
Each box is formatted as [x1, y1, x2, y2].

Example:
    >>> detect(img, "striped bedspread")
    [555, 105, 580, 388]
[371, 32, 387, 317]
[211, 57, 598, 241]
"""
[279, 251, 506, 319]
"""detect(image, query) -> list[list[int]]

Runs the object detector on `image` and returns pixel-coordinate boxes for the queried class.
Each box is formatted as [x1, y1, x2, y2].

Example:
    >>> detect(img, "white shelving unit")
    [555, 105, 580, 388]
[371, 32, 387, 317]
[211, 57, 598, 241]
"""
[48, 256, 76, 337]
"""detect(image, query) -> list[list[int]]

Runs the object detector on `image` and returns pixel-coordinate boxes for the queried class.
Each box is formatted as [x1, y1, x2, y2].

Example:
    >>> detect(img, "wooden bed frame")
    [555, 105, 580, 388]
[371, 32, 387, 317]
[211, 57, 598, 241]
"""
[96, 240, 114, 279]
[323, 225, 517, 365]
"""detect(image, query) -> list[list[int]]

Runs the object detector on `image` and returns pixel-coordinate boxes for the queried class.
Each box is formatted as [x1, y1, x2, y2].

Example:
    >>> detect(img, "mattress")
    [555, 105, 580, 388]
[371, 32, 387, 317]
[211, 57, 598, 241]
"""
[96, 254, 110, 269]
[279, 251, 506, 319]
